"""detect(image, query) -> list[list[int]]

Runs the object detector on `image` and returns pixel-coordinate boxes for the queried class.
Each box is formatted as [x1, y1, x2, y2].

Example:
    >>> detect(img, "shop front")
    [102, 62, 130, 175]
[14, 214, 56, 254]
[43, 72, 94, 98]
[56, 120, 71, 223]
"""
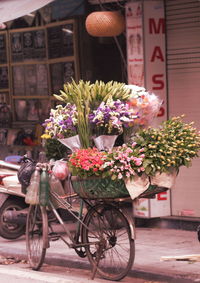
[0, 0, 86, 159]
[1, 0, 200, 219]
[165, 0, 200, 217]
[126, 0, 200, 218]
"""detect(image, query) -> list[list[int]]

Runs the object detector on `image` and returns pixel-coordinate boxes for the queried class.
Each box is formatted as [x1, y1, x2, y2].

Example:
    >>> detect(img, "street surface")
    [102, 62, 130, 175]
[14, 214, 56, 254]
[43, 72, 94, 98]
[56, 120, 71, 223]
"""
[0, 227, 200, 282]
[0, 262, 175, 283]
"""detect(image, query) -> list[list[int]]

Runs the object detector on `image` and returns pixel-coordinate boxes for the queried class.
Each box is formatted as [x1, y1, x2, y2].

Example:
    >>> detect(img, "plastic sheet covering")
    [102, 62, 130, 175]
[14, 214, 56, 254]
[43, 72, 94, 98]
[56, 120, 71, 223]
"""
[0, 0, 54, 24]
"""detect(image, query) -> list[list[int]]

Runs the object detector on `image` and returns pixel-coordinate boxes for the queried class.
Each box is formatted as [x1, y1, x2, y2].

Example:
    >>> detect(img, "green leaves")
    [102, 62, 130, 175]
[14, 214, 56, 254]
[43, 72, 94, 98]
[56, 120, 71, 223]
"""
[134, 116, 200, 175]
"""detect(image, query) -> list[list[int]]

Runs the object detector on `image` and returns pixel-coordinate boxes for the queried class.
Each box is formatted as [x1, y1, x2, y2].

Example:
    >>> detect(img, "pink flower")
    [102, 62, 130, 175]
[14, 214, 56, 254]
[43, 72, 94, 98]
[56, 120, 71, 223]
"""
[134, 158, 142, 166]
[118, 173, 123, 179]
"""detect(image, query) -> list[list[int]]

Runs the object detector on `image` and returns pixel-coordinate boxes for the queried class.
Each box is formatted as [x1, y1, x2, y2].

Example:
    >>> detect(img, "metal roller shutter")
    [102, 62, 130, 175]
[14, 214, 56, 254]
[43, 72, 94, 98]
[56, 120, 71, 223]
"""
[166, 0, 200, 217]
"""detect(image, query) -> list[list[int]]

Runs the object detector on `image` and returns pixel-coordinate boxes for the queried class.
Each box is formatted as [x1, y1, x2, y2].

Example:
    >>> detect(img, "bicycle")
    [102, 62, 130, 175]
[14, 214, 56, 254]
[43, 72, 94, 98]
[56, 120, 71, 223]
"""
[25, 162, 135, 281]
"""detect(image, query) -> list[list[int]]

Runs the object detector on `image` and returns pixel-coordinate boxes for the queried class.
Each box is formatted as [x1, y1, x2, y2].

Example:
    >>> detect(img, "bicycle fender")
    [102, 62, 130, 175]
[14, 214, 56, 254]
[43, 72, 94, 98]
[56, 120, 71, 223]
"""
[120, 208, 136, 240]
[129, 220, 136, 240]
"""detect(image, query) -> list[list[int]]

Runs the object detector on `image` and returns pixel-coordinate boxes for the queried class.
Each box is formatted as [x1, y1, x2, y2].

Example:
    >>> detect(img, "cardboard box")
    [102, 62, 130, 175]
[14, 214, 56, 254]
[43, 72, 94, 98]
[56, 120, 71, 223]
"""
[134, 190, 171, 218]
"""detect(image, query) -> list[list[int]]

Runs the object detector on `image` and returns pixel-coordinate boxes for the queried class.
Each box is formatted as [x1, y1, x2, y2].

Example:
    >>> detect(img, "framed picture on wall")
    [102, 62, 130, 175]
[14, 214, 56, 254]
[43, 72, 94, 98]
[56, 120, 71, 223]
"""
[0, 93, 8, 103]
[10, 32, 23, 62]
[23, 31, 34, 60]
[13, 65, 25, 95]
[0, 33, 7, 64]
[8, 19, 79, 124]
[14, 99, 51, 121]
[33, 29, 46, 59]
[0, 67, 8, 89]
[50, 61, 75, 94]
[47, 25, 62, 59]
[36, 64, 48, 96]
[25, 64, 37, 96]
[50, 62, 63, 94]
[62, 23, 74, 57]
[63, 61, 74, 84]
[26, 99, 40, 121]
[38, 99, 51, 121]
[14, 99, 27, 121]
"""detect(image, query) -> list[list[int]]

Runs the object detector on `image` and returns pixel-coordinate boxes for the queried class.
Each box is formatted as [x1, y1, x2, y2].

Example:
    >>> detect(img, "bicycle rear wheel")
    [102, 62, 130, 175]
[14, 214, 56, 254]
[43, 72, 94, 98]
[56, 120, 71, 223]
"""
[82, 203, 135, 281]
[26, 205, 49, 270]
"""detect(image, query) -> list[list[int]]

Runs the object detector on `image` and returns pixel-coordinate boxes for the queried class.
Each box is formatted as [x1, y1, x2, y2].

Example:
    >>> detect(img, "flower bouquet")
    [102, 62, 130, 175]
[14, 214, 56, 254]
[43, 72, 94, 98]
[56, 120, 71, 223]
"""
[53, 79, 132, 148]
[89, 98, 138, 150]
[51, 80, 162, 149]
[101, 143, 150, 199]
[42, 103, 81, 152]
[123, 85, 162, 142]
[133, 115, 200, 188]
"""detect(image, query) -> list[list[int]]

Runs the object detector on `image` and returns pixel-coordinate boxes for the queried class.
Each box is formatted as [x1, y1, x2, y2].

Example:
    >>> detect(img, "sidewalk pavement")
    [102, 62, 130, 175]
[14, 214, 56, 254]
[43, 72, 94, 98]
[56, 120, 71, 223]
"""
[0, 226, 200, 282]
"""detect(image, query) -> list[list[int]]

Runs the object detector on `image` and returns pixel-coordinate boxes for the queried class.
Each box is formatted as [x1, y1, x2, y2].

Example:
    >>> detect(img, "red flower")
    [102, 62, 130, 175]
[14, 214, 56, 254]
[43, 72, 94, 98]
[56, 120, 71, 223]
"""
[68, 148, 106, 177]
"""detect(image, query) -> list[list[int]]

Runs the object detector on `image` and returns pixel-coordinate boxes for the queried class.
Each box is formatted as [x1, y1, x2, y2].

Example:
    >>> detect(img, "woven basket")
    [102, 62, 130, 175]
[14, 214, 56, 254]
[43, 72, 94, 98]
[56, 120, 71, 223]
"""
[71, 176, 129, 199]
[85, 11, 125, 37]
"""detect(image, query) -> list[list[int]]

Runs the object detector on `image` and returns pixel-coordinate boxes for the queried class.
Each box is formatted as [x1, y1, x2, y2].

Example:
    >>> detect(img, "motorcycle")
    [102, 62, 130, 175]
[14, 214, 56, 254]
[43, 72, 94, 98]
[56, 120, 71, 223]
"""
[0, 155, 80, 240]
[0, 160, 28, 240]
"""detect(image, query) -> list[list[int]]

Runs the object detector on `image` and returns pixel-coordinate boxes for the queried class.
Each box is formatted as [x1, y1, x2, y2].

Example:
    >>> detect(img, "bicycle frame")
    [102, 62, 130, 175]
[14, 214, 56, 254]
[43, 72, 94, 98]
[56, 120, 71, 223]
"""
[48, 191, 108, 249]
[26, 165, 136, 280]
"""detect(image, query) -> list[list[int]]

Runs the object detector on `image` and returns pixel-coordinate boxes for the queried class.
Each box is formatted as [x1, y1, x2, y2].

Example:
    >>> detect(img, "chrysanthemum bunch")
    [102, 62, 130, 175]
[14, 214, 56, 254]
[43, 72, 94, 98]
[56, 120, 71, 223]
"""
[89, 98, 138, 135]
[42, 104, 77, 139]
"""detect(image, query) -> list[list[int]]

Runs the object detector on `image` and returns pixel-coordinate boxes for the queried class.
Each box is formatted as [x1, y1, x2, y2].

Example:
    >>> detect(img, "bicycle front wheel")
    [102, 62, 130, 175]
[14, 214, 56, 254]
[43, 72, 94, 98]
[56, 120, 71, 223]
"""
[26, 205, 49, 270]
[82, 203, 135, 281]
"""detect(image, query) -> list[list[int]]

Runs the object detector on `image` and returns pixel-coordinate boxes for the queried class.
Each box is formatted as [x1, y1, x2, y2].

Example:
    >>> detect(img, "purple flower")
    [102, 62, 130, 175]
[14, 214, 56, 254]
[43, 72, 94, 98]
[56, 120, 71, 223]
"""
[43, 104, 78, 138]
[89, 98, 138, 135]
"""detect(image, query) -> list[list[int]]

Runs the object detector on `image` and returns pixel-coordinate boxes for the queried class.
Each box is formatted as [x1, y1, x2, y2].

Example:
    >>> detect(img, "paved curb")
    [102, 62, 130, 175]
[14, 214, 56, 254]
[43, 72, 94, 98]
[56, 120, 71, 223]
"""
[0, 247, 197, 283]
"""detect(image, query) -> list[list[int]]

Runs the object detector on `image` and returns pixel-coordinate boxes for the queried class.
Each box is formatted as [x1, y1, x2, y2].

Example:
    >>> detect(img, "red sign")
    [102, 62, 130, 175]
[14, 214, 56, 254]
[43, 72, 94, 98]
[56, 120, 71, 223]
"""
[144, 1, 167, 122]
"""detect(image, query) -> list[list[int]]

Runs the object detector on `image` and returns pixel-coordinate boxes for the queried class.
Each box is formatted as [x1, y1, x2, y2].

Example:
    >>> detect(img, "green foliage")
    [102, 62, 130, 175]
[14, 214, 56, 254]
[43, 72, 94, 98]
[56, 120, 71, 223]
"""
[44, 139, 68, 161]
[134, 116, 200, 175]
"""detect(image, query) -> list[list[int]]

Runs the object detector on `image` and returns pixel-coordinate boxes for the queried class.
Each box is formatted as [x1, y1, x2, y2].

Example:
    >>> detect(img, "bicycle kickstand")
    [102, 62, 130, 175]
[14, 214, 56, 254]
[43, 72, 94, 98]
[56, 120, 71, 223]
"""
[90, 245, 104, 280]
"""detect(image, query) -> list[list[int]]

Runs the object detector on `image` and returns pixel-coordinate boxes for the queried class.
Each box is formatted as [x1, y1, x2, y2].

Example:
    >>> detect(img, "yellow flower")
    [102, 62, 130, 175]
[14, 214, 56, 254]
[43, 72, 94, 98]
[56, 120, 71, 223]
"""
[41, 134, 51, 139]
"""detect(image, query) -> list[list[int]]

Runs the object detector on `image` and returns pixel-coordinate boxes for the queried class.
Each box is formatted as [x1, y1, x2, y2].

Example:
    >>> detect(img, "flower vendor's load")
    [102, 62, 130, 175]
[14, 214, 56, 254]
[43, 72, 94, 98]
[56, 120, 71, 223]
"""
[41, 80, 200, 200]
[42, 79, 161, 150]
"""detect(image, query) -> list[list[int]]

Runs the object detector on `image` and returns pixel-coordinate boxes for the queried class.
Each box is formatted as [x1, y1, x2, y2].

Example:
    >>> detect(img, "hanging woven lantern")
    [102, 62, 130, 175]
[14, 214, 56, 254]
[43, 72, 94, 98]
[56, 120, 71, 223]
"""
[85, 11, 125, 37]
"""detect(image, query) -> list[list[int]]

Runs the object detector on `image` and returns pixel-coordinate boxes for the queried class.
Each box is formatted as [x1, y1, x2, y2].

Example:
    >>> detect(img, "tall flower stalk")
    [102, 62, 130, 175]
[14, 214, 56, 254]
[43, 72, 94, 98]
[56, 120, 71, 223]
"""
[55, 79, 91, 148]
[53, 80, 132, 148]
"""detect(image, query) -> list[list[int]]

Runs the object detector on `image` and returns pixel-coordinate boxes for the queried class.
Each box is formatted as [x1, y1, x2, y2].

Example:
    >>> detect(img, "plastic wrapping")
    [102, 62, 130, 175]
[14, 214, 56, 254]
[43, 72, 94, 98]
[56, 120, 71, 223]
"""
[150, 169, 177, 189]
[52, 160, 69, 180]
[17, 157, 36, 194]
[126, 84, 162, 128]
[125, 174, 150, 200]
[25, 168, 40, 205]
[58, 135, 81, 152]
[93, 135, 118, 151]
[49, 174, 66, 209]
